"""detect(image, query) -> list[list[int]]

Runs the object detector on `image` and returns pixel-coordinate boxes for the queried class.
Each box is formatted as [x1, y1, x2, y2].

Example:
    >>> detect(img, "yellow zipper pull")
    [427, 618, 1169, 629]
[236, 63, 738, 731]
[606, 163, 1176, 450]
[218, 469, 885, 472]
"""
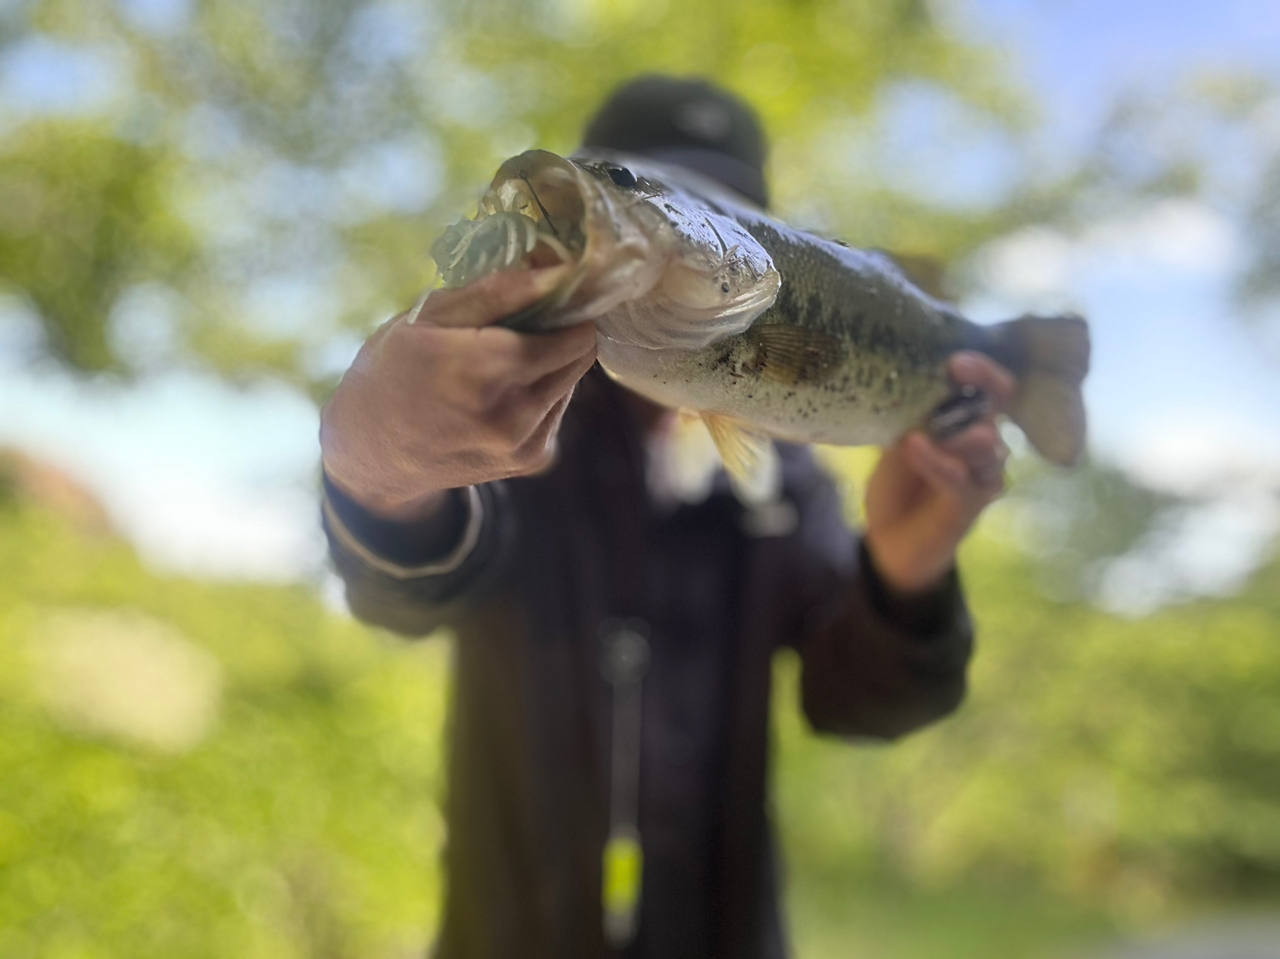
[603, 824, 643, 946]
[601, 623, 650, 948]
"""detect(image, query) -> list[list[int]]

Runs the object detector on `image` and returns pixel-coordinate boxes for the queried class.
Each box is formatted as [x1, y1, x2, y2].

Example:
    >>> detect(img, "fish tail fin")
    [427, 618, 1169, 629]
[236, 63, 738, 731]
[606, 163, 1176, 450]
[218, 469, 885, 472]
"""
[990, 313, 1091, 467]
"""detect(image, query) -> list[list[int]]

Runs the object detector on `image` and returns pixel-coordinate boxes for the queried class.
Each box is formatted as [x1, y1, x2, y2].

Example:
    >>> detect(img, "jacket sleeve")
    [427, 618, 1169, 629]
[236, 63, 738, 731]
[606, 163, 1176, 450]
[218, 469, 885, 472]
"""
[776, 447, 974, 742]
[322, 474, 516, 637]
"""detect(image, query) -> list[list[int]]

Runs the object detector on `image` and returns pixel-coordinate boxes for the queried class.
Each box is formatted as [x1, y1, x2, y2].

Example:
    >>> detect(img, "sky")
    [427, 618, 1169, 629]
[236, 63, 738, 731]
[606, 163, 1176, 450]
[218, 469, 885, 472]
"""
[1, 0, 1279, 597]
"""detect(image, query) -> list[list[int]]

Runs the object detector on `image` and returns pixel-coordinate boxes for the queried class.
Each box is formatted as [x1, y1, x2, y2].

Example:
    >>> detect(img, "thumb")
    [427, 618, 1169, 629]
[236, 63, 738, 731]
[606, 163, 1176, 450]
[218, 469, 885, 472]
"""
[416, 265, 572, 329]
[902, 433, 969, 498]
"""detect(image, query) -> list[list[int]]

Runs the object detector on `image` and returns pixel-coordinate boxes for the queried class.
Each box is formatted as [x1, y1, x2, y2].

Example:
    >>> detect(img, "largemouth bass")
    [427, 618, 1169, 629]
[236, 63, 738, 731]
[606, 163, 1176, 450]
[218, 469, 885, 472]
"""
[431, 149, 1090, 499]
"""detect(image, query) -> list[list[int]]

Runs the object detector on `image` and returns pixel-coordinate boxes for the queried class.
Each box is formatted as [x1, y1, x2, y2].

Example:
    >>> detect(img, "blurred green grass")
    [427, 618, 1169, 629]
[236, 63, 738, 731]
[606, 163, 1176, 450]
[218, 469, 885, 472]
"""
[3, 466, 1279, 957]
[787, 878, 1114, 959]
[0, 502, 448, 958]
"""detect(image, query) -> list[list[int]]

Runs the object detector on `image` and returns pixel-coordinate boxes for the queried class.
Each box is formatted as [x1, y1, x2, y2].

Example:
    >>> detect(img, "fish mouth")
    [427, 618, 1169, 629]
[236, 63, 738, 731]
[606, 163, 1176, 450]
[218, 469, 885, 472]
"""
[483, 151, 592, 270]
[431, 150, 669, 328]
[430, 149, 780, 346]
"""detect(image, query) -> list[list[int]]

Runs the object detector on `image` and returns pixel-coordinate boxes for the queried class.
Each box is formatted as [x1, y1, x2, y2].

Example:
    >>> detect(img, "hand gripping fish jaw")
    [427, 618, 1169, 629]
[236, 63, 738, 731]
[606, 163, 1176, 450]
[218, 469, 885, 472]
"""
[431, 149, 782, 351]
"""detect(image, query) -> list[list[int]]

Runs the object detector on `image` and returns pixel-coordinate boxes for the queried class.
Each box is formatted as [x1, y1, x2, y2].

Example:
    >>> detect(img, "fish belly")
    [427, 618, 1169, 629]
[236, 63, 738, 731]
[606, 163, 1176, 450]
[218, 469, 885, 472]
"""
[597, 333, 950, 448]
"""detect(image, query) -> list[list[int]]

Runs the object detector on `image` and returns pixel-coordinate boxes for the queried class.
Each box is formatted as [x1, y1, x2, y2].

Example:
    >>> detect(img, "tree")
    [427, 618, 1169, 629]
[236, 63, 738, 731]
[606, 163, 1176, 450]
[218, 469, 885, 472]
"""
[1, 0, 1032, 383]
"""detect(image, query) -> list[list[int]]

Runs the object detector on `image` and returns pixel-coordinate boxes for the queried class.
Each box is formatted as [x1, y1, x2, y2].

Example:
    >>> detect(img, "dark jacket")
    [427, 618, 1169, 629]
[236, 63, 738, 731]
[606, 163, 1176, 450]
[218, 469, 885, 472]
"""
[323, 368, 974, 959]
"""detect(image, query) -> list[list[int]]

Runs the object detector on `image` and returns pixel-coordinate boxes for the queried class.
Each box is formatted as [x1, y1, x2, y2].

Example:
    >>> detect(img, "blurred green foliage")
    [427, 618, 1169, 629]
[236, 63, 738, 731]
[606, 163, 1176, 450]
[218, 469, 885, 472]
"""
[0, 0, 1046, 381]
[0, 499, 449, 958]
[6, 0, 1273, 371]
[775, 533, 1280, 909]
[0, 121, 197, 371]
[2, 469, 1278, 956]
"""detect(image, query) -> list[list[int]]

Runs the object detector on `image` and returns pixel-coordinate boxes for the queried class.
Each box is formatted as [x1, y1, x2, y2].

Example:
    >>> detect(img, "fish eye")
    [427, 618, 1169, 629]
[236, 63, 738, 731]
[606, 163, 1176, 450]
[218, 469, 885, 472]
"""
[605, 164, 637, 188]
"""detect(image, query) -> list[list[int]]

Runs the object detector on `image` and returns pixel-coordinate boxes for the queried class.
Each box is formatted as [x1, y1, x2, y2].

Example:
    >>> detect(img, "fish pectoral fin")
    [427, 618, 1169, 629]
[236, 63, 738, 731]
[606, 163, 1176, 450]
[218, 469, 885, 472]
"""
[750, 325, 844, 386]
[701, 413, 781, 505]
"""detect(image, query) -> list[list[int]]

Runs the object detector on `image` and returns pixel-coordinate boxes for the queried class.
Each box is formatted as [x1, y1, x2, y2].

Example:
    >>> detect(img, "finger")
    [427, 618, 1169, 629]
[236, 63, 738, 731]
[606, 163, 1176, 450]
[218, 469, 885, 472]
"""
[969, 461, 1007, 495]
[491, 349, 596, 448]
[938, 420, 1003, 462]
[948, 351, 1017, 413]
[524, 346, 598, 409]
[945, 421, 1008, 482]
[430, 322, 590, 418]
[504, 321, 597, 385]
[902, 432, 971, 498]
[417, 265, 573, 329]
[512, 392, 575, 473]
[906, 434, 1005, 521]
[458, 322, 594, 390]
[926, 425, 1006, 493]
[349, 312, 414, 372]
[942, 433, 1006, 496]
[370, 310, 412, 344]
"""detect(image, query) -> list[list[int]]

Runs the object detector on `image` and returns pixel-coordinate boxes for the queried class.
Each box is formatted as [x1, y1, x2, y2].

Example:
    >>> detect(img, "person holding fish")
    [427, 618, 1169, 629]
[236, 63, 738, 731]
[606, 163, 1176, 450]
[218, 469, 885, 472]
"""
[320, 76, 1088, 959]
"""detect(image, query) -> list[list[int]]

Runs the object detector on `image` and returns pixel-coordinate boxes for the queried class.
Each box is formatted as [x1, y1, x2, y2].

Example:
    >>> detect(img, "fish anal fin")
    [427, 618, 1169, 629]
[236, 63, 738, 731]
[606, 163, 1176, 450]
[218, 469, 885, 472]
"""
[701, 413, 781, 504]
[750, 324, 844, 386]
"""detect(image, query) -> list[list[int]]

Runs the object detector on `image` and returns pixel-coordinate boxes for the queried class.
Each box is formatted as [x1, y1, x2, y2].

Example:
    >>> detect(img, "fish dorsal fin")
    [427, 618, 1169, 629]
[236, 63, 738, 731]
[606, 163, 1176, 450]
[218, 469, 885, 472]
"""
[701, 412, 781, 505]
[750, 324, 844, 386]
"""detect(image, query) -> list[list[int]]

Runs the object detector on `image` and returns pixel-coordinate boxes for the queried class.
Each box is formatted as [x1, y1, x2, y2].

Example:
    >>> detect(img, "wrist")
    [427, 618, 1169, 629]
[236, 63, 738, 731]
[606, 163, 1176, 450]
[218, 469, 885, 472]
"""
[319, 393, 449, 522]
[321, 462, 449, 525]
[320, 438, 450, 522]
[862, 528, 955, 597]
[353, 487, 451, 524]
[858, 538, 960, 638]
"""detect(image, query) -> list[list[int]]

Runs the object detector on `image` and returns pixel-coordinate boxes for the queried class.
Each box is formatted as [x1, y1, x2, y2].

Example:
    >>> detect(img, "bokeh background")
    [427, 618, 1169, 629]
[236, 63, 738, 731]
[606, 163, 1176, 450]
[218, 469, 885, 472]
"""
[2, 0, 1280, 956]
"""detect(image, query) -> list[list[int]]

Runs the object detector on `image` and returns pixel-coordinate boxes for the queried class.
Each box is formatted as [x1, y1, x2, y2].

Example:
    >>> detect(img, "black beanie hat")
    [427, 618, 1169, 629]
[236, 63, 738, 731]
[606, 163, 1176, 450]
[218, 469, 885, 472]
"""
[581, 74, 769, 208]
